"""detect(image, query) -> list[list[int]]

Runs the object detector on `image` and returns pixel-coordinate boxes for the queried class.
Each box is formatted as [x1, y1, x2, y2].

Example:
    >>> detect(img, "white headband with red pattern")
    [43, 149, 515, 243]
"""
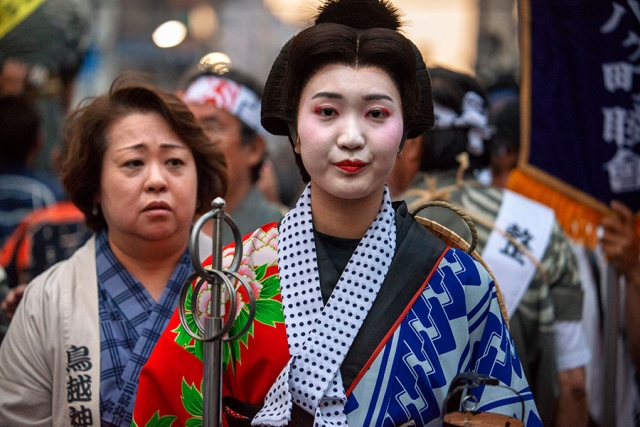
[182, 75, 265, 135]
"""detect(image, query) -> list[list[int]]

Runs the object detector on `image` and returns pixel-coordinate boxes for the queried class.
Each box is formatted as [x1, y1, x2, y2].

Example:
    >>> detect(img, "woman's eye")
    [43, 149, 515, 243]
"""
[203, 122, 222, 135]
[124, 159, 143, 168]
[315, 107, 337, 117]
[368, 109, 389, 119]
[167, 158, 184, 167]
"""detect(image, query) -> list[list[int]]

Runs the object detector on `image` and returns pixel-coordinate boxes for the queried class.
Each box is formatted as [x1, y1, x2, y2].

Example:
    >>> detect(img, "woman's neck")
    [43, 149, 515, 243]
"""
[107, 232, 188, 301]
[310, 186, 385, 239]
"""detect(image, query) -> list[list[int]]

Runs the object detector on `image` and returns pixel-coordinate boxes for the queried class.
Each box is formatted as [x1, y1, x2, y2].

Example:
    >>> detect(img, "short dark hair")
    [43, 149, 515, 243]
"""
[0, 95, 40, 164]
[180, 66, 266, 183]
[62, 74, 228, 232]
[261, 18, 434, 182]
[420, 67, 491, 172]
[489, 95, 520, 156]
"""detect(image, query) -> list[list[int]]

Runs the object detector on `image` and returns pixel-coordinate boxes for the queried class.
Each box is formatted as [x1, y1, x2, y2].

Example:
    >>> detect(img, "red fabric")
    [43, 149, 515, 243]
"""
[133, 222, 290, 426]
[134, 311, 204, 425]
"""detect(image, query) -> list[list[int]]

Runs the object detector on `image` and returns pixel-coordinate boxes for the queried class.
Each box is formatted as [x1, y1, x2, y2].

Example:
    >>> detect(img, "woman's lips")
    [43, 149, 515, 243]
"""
[335, 160, 367, 173]
[143, 201, 171, 212]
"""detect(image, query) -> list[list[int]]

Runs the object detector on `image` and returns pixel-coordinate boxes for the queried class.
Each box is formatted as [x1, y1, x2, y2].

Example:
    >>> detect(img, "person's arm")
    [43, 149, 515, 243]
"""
[1, 283, 27, 320]
[543, 223, 590, 427]
[601, 200, 640, 370]
[554, 366, 588, 427]
[552, 321, 589, 427]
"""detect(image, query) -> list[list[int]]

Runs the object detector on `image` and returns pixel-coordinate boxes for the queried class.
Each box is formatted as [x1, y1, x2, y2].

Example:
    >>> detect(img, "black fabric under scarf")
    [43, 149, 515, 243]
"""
[312, 201, 449, 392]
[222, 202, 449, 426]
[314, 230, 361, 305]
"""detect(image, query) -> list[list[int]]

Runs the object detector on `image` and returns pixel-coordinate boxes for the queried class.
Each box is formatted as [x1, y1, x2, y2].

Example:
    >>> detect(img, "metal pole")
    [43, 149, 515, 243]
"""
[202, 200, 226, 427]
[602, 262, 620, 426]
[179, 197, 254, 427]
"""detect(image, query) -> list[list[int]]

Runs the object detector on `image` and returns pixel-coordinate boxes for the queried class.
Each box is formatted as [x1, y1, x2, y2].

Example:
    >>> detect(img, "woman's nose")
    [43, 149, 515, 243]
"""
[145, 162, 168, 192]
[337, 116, 365, 149]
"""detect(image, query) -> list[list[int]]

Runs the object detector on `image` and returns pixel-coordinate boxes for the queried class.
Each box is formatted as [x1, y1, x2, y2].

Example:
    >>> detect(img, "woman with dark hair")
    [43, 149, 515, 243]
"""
[0, 75, 227, 426]
[133, 1, 541, 426]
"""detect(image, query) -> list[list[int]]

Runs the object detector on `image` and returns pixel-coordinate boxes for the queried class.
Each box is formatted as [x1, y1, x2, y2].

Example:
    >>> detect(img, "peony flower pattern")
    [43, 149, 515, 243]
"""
[171, 225, 283, 371]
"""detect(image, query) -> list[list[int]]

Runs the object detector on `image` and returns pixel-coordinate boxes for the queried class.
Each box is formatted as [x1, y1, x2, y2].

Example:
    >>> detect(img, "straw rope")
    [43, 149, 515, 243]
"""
[413, 201, 510, 325]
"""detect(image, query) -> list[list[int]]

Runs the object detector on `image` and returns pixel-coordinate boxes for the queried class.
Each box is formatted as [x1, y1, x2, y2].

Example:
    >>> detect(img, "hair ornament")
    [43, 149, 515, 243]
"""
[433, 91, 495, 156]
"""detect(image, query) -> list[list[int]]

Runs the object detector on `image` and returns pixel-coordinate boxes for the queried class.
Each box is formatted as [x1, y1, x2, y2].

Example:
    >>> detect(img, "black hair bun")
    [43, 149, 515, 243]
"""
[314, 0, 403, 31]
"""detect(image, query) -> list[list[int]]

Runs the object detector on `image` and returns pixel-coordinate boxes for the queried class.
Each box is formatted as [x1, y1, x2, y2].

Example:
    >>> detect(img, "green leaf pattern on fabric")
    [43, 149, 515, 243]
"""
[154, 227, 284, 423]
[132, 410, 177, 427]
[185, 419, 203, 427]
[171, 285, 202, 359]
[182, 379, 204, 421]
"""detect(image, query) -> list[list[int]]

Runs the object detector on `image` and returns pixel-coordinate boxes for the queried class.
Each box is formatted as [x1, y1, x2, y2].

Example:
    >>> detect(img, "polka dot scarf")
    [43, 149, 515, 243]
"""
[252, 184, 397, 427]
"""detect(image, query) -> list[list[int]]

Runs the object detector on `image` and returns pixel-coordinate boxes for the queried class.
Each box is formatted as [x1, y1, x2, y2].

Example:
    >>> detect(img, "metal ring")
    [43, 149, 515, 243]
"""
[192, 269, 237, 342]
[222, 271, 257, 342]
[178, 272, 204, 341]
[460, 394, 478, 412]
[178, 269, 238, 342]
[189, 211, 243, 276]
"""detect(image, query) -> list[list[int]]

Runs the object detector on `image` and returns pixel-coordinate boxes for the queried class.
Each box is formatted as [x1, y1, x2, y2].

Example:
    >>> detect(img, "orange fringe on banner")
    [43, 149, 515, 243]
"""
[507, 169, 640, 249]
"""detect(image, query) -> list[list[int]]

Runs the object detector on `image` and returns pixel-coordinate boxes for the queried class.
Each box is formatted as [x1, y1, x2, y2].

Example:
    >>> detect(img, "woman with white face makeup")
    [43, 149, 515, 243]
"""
[133, 1, 542, 426]
[0, 76, 226, 427]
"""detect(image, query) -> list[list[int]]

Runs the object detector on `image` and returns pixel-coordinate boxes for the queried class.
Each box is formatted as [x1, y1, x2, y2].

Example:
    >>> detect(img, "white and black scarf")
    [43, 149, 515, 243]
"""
[253, 184, 396, 427]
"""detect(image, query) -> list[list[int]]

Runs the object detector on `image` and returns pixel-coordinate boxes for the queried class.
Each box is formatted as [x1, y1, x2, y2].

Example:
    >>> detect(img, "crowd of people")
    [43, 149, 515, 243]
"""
[0, 0, 638, 426]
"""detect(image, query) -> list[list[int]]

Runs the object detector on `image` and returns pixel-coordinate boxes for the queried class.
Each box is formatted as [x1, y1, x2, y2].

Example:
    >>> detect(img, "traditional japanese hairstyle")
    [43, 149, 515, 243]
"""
[261, 0, 434, 182]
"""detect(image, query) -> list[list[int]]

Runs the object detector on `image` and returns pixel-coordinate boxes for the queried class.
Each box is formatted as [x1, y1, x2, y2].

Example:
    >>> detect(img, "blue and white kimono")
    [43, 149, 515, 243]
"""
[133, 201, 542, 427]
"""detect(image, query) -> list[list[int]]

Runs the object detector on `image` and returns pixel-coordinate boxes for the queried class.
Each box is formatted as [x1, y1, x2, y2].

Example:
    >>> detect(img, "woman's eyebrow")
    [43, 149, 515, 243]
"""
[116, 143, 187, 152]
[311, 91, 342, 100]
[362, 94, 393, 102]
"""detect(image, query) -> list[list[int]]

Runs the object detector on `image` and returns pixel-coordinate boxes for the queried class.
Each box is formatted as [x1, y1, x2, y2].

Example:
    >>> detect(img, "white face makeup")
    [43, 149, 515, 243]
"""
[296, 64, 404, 205]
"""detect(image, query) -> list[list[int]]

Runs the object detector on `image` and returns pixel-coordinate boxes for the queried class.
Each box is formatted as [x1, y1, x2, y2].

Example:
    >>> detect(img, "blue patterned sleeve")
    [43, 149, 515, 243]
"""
[450, 248, 542, 427]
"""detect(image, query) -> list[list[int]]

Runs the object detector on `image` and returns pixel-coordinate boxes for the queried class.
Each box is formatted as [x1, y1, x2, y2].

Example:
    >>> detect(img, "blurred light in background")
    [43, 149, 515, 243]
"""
[152, 20, 188, 48]
[188, 3, 218, 41]
[199, 51, 232, 74]
[263, 0, 318, 25]
[262, 0, 479, 75]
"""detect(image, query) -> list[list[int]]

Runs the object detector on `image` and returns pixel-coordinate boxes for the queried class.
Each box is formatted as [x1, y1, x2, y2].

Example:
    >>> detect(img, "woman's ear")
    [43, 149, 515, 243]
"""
[287, 123, 300, 153]
[400, 135, 423, 163]
[294, 135, 301, 154]
[388, 135, 423, 198]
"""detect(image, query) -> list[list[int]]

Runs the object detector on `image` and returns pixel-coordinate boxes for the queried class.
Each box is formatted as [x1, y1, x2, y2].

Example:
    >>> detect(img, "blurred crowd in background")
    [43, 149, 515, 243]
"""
[0, 1, 639, 427]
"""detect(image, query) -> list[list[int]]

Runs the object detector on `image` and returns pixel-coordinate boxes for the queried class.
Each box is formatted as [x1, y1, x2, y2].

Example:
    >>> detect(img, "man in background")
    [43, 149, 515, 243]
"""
[178, 67, 285, 257]
[0, 95, 66, 245]
[389, 67, 589, 427]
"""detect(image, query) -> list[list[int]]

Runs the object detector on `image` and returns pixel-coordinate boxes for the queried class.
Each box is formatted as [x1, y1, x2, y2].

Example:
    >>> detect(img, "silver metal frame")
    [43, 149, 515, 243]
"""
[177, 197, 257, 427]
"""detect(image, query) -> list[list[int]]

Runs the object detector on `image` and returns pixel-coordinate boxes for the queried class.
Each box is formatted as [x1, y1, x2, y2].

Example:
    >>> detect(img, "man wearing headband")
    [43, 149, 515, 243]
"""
[389, 67, 589, 427]
[180, 68, 284, 252]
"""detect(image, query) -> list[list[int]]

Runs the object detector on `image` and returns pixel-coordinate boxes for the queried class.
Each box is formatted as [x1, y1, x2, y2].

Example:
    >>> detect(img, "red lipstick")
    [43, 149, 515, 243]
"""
[335, 160, 366, 173]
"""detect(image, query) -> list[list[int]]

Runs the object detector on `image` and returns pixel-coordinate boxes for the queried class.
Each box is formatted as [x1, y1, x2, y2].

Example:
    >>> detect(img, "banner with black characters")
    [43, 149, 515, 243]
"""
[511, 0, 640, 245]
